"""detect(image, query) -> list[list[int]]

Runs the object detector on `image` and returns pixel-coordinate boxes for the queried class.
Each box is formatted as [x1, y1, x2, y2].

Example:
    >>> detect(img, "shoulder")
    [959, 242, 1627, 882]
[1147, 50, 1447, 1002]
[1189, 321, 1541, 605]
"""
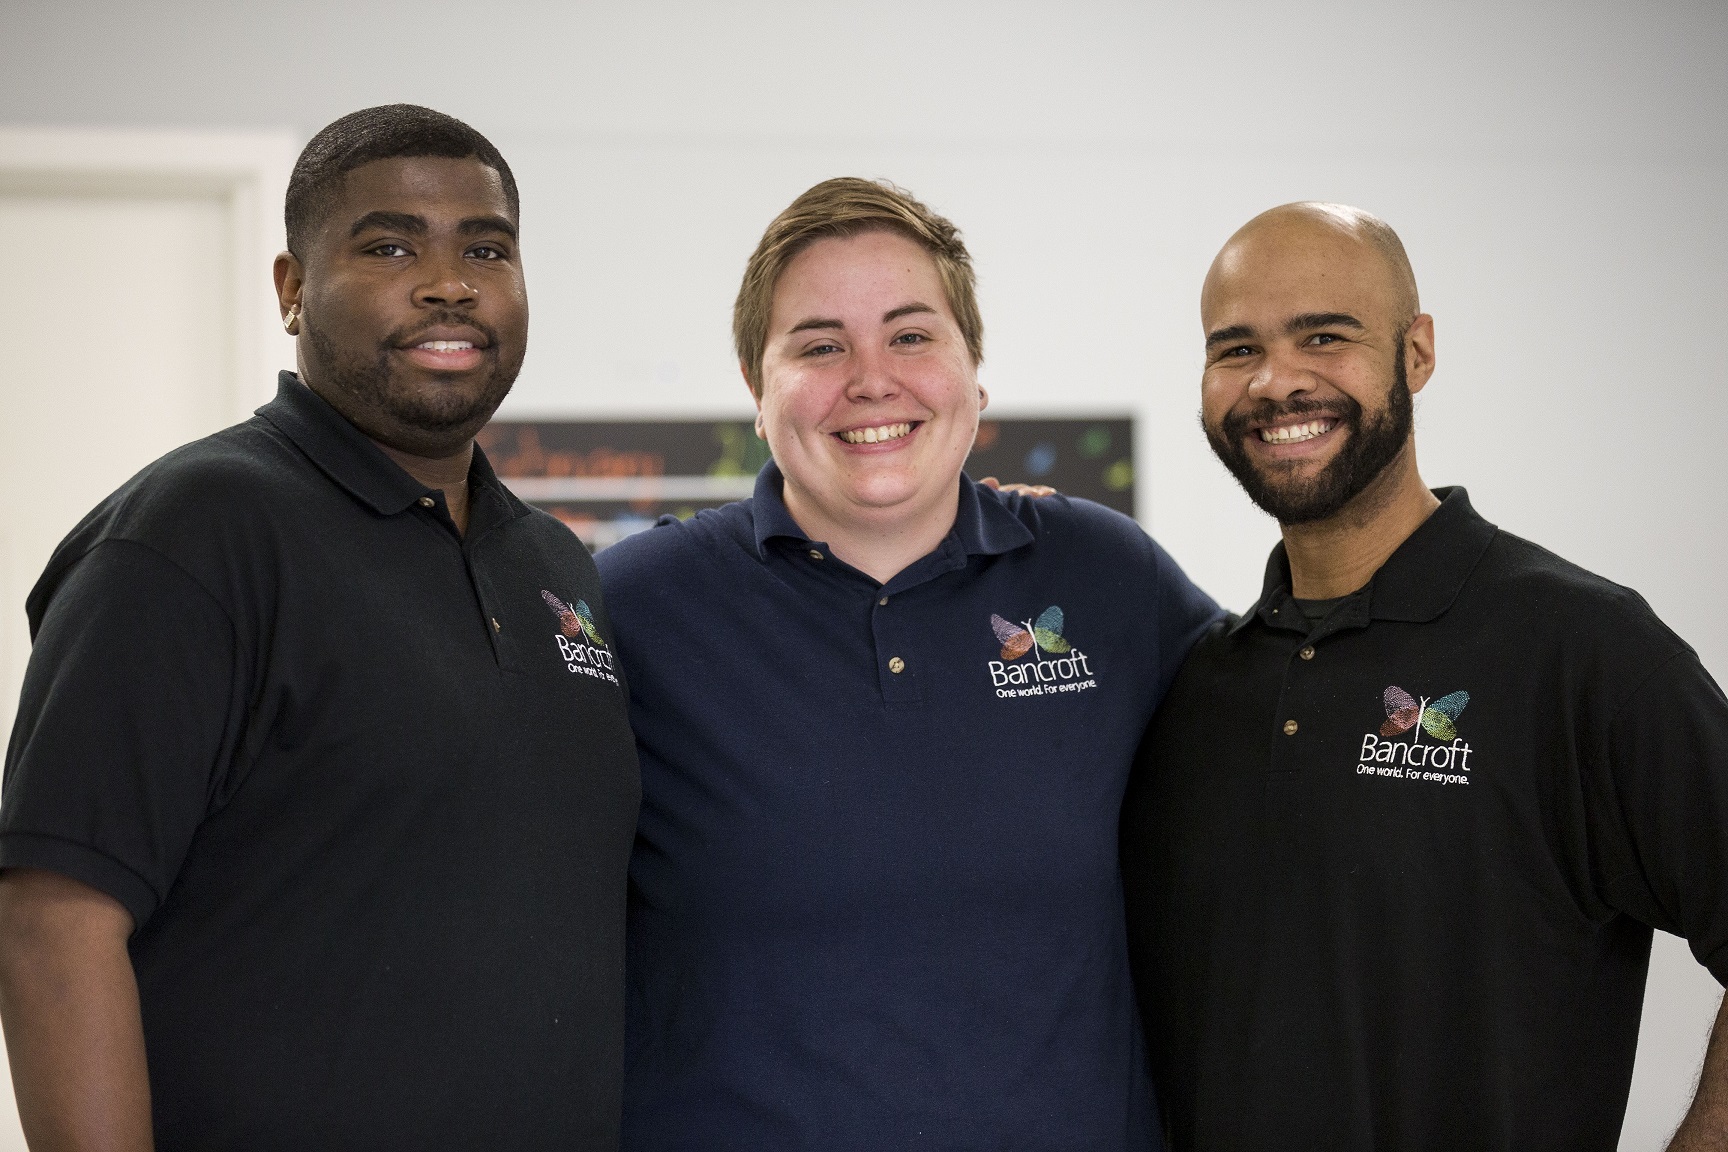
[596, 500, 757, 595]
[139, 415, 299, 492]
[989, 488, 1156, 556]
[69, 418, 303, 542]
[1471, 527, 1686, 651]
[1180, 611, 1244, 657]
[25, 423, 296, 630]
[34, 419, 299, 581]
[987, 488, 1201, 593]
[984, 487, 1220, 663]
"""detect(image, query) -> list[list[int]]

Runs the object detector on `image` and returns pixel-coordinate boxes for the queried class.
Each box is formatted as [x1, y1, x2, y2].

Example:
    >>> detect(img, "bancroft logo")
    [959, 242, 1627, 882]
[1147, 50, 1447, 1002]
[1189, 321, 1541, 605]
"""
[540, 590, 619, 685]
[987, 605, 1097, 699]
[1356, 684, 1473, 785]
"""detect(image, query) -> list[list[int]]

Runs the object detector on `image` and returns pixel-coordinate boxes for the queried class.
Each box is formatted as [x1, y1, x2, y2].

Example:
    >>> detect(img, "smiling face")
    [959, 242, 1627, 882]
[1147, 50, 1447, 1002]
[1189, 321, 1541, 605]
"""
[1199, 208, 1433, 524]
[276, 155, 528, 458]
[756, 228, 985, 541]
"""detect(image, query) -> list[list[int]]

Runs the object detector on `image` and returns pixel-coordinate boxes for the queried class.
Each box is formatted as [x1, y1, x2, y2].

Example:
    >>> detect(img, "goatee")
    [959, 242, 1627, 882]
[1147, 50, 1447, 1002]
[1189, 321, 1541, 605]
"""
[1204, 352, 1413, 525]
[303, 310, 519, 443]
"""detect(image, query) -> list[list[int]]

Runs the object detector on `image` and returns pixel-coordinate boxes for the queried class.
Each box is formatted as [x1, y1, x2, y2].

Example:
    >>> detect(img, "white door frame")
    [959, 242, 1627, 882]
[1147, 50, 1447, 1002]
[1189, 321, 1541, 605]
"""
[0, 126, 300, 421]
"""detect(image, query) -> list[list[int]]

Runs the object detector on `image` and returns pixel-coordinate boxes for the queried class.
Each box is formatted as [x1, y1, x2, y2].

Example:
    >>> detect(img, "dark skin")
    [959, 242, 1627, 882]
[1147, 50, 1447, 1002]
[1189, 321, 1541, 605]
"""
[0, 871, 148, 1152]
[0, 155, 528, 1152]
[274, 155, 529, 533]
[1673, 998, 1728, 1150]
[1203, 210, 1728, 1149]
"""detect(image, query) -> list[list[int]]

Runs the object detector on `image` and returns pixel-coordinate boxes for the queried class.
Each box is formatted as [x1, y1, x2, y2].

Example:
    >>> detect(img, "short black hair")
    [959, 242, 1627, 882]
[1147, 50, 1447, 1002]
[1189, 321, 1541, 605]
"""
[284, 104, 519, 258]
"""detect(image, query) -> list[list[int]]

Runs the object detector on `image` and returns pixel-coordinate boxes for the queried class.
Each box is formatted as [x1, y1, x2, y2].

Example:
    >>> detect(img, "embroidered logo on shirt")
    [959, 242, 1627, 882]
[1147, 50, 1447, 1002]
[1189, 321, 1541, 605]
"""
[987, 605, 1097, 698]
[1356, 684, 1473, 784]
[541, 590, 619, 685]
[991, 605, 1069, 659]
[1381, 686, 1469, 741]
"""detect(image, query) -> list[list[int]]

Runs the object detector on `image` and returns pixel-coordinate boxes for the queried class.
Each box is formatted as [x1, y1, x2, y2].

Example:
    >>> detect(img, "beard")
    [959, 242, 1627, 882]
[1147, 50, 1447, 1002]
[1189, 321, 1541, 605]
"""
[1204, 350, 1413, 525]
[303, 309, 520, 450]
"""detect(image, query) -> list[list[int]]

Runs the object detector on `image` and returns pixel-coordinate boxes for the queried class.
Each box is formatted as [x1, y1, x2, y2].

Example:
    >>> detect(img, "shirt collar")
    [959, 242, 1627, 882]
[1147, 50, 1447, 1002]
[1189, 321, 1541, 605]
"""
[1231, 486, 1498, 636]
[749, 459, 1036, 561]
[257, 371, 526, 527]
[465, 436, 531, 536]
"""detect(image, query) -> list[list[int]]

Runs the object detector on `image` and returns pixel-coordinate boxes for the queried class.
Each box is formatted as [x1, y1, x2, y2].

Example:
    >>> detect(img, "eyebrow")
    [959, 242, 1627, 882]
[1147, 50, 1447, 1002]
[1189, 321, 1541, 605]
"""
[788, 317, 844, 335]
[883, 303, 936, 322]
[787, 302, 938, 336]
[349, 210, 426, 238]
[348, 211, 518, 241]
[1204, 312, 1367, 350]
[1204, 324, 1255, 350]
[458, 215, 518, 240]
[1285, 311, 1364, 333]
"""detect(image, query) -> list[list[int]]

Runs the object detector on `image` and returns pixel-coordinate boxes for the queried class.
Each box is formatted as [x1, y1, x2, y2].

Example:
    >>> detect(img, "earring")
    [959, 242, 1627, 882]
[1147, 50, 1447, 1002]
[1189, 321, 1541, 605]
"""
[283, 305, 300, 334]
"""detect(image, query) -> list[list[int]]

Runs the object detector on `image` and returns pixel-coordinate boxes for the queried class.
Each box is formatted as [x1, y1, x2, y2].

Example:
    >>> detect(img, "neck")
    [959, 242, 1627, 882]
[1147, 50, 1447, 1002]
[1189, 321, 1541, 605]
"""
[782, 478, 960, 585]
[293, 365, 478, 535]
[375, 439, 476, 535]
[1281, 443, 1439, 600]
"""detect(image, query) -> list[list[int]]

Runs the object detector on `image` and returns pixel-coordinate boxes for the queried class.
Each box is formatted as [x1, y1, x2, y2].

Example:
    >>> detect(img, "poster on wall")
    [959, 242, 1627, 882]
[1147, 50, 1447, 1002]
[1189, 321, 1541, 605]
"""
[477, 416, 1134, 552]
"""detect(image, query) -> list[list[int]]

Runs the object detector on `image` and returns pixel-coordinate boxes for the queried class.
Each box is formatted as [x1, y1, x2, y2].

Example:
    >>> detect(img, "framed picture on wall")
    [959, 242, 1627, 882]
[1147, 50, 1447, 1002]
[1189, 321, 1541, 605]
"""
[478, 416, 1134, 552]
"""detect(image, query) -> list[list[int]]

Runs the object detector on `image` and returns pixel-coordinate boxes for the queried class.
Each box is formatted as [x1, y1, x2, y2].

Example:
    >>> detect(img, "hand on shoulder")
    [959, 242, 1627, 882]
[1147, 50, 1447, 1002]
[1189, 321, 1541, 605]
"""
[979, 476, 1057, 498]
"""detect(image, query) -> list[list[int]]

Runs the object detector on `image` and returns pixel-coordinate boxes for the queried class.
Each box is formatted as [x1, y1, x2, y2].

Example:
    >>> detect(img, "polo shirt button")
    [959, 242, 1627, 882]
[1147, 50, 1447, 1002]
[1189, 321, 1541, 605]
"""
[888, 656, 906, 674]
[1299, 645, 1315, 660]
[878, 597, 889, 606]
[1283, 719, 1299, 736]
[808, 549, 823, 561]
[418, 496, 436, 508]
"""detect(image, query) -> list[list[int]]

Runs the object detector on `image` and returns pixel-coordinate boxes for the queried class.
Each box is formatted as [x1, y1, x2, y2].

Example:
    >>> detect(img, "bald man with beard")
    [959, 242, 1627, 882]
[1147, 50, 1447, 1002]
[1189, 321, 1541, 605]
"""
[1121, 203, 1728, 1150]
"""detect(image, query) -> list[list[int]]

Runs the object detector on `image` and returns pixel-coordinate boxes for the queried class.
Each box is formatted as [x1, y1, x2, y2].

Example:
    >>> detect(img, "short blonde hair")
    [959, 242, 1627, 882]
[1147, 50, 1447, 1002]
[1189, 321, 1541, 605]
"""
[733, 177, 984, 396]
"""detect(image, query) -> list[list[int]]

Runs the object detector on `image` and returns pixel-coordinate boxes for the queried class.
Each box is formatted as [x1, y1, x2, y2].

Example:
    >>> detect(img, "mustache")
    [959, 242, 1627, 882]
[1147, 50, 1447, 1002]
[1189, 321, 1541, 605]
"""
[1219, 395, 1360, 442]
[384, 311, 501, 351]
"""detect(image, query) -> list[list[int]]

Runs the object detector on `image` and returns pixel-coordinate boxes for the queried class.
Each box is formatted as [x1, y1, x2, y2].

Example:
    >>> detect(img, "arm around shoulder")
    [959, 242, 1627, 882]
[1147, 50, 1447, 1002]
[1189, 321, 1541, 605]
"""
[1024, 496, 1223, 701]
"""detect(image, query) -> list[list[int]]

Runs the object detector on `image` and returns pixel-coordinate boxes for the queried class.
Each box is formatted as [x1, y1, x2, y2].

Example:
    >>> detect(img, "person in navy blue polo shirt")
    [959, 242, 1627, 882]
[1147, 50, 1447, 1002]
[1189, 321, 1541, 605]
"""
[598, 177, 1220, 1150]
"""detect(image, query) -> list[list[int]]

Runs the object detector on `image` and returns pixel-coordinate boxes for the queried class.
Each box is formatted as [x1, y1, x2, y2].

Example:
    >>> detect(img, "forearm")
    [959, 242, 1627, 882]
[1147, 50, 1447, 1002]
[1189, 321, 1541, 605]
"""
[0, 869, 152, 1152]
[1669, 992, 1728, 1152]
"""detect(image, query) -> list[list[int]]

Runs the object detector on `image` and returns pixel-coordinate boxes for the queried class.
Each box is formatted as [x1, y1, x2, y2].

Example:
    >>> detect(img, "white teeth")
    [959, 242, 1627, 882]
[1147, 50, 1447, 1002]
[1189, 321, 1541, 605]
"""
[417, 340, 475, 352]
[1259, 419, 1335, 444]
[838, 422, 913, 445]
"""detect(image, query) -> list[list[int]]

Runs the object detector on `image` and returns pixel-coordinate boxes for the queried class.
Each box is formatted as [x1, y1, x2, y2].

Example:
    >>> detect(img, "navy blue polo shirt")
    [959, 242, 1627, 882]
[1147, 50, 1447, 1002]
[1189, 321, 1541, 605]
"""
[2, 374, 640, 1150]
[597, 462, 1220, 1151]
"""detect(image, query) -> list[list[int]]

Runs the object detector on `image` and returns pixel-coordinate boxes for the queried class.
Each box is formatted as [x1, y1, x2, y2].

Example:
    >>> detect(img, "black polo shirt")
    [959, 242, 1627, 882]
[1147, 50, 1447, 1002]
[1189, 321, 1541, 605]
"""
[1, 373, 640, 1151]
[1122, 487, 1728, 1151]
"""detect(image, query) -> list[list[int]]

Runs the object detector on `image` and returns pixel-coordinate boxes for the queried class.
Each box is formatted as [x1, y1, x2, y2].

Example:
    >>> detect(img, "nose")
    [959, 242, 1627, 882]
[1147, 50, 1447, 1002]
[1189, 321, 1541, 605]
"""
[845, 343, 901, 403]
[414, 251, 476, 309]
[1245, 345, 1317, 404]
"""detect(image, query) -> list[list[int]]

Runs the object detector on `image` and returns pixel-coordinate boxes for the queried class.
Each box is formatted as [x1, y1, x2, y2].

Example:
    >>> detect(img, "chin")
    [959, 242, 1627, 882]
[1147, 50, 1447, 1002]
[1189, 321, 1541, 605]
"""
[837, 478, 928, 512]
[395, 375, 510, 425]
[1253, 455, 1333, 486]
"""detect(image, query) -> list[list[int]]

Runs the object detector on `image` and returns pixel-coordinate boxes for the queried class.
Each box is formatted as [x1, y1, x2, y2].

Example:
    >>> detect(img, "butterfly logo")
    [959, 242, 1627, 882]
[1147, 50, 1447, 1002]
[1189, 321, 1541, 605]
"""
[990, 605, 1070, 661]
[541, 590, 606, 647]
[1381, 685, 1469, 742]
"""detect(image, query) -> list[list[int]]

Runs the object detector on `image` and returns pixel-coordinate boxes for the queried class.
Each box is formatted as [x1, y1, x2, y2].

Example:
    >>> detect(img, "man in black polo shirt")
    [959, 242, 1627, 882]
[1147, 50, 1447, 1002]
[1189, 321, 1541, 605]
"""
[1122, 202, 1728, 1150]
[0, 106, 638, 1150]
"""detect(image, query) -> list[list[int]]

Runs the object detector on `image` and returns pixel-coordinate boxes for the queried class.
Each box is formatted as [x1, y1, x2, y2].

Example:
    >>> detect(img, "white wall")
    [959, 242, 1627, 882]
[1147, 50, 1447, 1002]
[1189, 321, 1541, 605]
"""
[4, 2, 1727, 1147]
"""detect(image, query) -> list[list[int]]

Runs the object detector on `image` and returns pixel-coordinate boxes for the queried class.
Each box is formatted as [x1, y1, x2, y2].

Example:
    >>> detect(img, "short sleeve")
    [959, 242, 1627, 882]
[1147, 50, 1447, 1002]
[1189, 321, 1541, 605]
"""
[1, 539, 243, 929]
[1592, 650, 1728, 985]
